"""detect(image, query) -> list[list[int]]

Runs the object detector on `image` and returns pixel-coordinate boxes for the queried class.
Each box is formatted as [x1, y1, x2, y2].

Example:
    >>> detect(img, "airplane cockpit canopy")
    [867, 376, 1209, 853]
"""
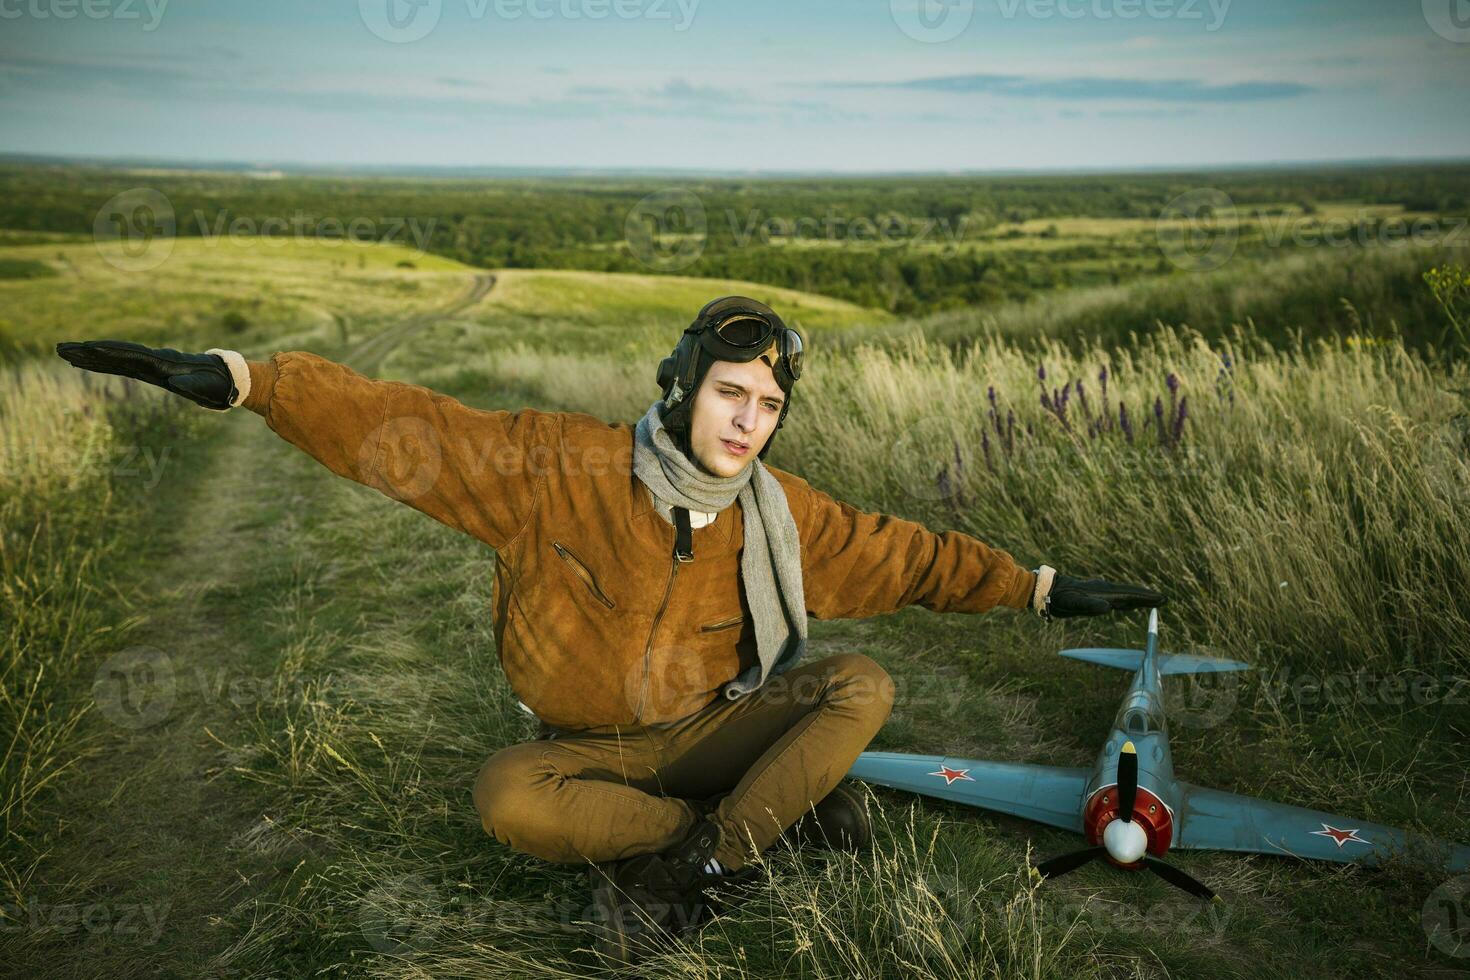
[1118, 703, 1165, 736]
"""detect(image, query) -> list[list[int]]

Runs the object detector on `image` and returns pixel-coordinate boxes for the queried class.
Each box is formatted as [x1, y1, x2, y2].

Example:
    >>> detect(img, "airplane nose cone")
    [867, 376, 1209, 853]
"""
[1103, 818, 1148, 864]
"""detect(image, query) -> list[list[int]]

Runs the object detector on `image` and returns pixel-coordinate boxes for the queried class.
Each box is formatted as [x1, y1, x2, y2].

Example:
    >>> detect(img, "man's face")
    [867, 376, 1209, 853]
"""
[687, 357, 786, 477]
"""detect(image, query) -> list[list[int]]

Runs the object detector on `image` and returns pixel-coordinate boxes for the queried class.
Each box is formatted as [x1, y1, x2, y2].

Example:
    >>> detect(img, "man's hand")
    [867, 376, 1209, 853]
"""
[1033, 565, 1165, 620]
[56, 340, 237, 411]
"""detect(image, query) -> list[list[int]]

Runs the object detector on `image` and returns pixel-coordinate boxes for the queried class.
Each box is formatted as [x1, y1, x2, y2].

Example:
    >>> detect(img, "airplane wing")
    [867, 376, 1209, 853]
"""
[845, 752, 1089, 834]
[1177, 782, 1470, 872]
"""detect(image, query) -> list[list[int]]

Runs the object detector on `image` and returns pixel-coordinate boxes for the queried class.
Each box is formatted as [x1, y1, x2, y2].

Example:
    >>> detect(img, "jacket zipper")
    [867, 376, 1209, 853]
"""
[699, 614, 743, 633]
[634, 550, 680, 724]
[552, 541, 616, 609]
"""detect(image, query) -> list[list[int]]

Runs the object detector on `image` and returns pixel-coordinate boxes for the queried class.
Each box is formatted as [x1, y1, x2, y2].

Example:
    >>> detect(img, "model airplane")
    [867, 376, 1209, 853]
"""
[845, 609, 1470, 899]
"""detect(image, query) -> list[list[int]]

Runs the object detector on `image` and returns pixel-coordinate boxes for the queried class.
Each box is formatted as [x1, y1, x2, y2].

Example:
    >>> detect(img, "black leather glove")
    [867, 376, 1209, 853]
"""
[1037, 569, 1165, 620]
[55, 340, 238, 411]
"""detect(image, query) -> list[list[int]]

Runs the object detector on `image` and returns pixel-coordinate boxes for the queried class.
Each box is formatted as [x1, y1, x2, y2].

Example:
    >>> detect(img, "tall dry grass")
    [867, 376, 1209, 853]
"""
[0, 361, 197, 903]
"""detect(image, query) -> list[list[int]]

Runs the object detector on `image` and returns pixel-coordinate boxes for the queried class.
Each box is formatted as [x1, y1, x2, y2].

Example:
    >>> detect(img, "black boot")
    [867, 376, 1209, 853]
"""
[586, 816, 726, 966]
[778, 781, 872, 853]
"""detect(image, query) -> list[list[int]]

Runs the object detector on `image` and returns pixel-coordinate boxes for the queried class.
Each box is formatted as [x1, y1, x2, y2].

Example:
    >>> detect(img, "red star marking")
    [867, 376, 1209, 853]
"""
[1310, 823, 1369, 848]
[928, 765, 974, 785]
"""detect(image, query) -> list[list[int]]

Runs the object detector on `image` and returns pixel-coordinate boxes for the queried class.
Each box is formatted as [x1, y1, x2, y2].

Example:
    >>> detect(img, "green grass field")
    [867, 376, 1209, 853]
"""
[2, 234, 1468, 978]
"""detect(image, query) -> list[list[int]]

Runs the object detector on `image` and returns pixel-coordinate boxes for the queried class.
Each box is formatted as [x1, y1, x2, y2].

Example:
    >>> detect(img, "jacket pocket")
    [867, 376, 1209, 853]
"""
[552, 540, 616, 609]
[698, 613, 744, 633]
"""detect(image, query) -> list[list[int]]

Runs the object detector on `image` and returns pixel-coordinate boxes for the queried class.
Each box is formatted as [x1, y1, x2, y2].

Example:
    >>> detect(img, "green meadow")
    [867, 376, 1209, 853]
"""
[1, 169, 1468, 978]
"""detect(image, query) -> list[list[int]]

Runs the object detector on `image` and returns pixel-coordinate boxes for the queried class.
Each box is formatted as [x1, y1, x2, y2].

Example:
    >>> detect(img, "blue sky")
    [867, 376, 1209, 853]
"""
[1, 0, 1467, 172]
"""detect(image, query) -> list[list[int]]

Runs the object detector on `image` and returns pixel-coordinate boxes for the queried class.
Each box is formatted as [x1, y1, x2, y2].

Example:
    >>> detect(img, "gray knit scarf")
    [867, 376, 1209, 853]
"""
[632, 401, 808, 702]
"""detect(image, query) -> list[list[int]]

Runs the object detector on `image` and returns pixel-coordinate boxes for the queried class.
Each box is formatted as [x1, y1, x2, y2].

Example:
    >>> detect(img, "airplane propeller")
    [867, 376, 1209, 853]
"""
[1033, 741, 1218, 901]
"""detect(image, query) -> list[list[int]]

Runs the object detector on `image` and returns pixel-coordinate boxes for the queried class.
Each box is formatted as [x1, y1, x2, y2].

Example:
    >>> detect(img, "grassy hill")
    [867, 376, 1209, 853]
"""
[2, 236, 1467, 977]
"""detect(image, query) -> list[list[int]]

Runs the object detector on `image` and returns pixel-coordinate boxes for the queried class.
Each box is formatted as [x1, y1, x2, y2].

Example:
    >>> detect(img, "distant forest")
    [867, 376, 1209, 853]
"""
[3, 162, 1467, 314]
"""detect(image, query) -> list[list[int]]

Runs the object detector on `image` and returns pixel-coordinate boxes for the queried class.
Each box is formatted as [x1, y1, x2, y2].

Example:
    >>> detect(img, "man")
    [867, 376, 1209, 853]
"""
[56, 295, 1162, 964]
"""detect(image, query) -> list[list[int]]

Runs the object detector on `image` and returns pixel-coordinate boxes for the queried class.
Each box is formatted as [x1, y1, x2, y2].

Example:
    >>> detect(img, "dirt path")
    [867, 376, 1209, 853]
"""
[343, 272, 495, 375]
[10, 417, 299, 978]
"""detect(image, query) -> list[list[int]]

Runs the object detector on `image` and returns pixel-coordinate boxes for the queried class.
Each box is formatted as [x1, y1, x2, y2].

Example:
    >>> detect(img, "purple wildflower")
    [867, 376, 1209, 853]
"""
[982, 429, 994, 472]
[1154, 396, 1166, 445]
[1005, 410, 1015, 455]
[987, 385, 997, 408]
[1038, 363, 1047, 382]
[1172, 395, 1189, 446]
[1119, 402, 1133, 442]
[1098, 364, 1108, 398]
[1166, 373, 1179, 395]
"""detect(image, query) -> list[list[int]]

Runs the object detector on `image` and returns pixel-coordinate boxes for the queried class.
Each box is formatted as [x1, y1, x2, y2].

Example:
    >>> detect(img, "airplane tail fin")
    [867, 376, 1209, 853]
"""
[1060, 647, 1251, 675]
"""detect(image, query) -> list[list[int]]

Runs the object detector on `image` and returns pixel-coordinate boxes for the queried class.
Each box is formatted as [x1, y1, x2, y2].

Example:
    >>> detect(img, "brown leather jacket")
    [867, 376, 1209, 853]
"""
[241, 351, 1038, 732]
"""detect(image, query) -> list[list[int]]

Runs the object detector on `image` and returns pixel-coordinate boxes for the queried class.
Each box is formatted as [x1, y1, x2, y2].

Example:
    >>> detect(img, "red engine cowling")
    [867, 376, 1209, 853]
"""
[1082, 783, 1174, 866]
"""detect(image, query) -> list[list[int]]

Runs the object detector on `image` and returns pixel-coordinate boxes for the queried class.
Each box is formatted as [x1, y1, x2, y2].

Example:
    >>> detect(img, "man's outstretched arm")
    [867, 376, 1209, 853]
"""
[794, 480, 1037, 620]
[235, 350, 559, 551]
[56, 341, 557, 552]
[793, 479, 1163, 621]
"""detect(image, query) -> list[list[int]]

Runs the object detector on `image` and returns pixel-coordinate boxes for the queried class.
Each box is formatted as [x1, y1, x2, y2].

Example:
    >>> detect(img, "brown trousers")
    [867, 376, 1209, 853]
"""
[473, 653, 895, 871]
